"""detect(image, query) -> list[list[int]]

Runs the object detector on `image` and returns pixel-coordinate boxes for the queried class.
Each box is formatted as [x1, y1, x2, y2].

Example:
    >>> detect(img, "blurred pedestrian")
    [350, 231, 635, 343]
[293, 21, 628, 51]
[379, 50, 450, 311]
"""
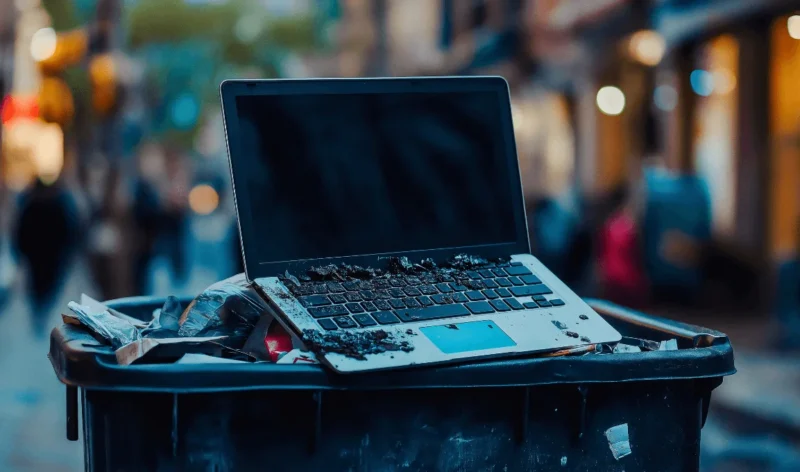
[12, 177, 79, 337]
[598, 184, 649, 308]
[161, 145, 190, 286]
[131, 144, 166, 295]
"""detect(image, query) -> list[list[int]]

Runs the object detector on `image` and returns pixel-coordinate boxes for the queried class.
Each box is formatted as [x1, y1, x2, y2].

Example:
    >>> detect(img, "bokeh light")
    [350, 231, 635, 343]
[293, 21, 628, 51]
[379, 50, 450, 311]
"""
[30, 27, 57, 62]
[654, 84, 678, 111]
[690, 69, 714, 96]
[713, 69, 737, 95]
[188, 184, 220, 215]
[596, 86, 626, 116]
[788, 15, 800, 40]
[628, 30, 666, 66]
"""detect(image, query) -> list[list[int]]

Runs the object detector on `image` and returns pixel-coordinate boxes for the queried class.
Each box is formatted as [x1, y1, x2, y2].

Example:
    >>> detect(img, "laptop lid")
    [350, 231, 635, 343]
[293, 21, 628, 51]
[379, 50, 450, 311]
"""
[221, 77, 530, 280]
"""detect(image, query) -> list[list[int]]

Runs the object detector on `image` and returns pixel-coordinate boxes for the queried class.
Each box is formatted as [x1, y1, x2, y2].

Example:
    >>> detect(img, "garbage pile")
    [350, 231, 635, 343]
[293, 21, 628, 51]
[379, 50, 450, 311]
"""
[62, 255, 678, 366]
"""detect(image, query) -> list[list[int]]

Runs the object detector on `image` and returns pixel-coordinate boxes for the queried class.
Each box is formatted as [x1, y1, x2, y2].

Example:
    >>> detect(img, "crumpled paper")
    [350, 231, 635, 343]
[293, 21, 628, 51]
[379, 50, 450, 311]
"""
[66, 301, 142, 349]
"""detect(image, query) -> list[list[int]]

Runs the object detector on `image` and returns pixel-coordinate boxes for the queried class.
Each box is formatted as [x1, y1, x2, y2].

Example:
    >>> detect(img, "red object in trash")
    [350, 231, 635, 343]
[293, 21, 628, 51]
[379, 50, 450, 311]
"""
[264, 322, 293, 363]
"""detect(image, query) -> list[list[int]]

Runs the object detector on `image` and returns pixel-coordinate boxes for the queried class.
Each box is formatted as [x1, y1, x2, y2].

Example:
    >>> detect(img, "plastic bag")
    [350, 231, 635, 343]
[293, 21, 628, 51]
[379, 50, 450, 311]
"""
[178, 273, 268, 346]
[141, 296, 183, 338]
[66, 301, 142, 349]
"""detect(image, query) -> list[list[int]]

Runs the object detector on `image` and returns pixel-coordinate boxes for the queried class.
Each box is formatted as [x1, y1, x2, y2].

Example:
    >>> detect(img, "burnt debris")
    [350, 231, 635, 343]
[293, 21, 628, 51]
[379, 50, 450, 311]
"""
[301, 329, 414, 361]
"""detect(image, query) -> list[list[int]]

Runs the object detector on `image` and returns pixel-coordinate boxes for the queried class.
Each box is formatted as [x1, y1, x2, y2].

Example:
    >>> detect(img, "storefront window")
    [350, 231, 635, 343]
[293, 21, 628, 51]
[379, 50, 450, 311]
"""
[770, 16, 800, 259]
[692, 34, 739, 240]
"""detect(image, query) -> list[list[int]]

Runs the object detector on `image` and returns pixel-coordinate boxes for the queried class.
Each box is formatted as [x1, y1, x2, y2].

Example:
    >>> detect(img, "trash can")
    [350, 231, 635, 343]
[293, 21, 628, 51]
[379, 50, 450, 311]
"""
[49, 298, 735, 472]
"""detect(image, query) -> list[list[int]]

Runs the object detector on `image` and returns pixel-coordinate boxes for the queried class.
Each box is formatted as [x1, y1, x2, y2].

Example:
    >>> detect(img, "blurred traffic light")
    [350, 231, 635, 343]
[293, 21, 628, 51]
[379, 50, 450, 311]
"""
[34, 29, 89, 75]
[38, 77, 75, 126]
[89, 53, 118, 117]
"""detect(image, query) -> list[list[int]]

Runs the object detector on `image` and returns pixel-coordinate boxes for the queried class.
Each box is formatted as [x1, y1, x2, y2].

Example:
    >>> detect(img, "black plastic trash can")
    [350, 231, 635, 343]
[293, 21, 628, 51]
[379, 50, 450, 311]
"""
[49, 298, 735, 472]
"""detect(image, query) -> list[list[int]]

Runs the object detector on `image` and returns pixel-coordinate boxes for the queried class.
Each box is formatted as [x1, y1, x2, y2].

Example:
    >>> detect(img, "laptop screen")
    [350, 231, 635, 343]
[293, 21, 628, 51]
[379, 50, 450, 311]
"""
[226, 79, 526, 274]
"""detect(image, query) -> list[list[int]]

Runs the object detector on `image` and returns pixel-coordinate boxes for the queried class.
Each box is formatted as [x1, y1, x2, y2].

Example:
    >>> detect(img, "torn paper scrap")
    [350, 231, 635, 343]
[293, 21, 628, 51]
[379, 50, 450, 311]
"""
[115, 336, 225, 366]
[80, 294, 148, 328]
[613, 343, 642, 354]
[276, 349, 320, 365]
[605, 423, 632, 460]
[659, 339, 679, 351]
[175, 354, 250, 365]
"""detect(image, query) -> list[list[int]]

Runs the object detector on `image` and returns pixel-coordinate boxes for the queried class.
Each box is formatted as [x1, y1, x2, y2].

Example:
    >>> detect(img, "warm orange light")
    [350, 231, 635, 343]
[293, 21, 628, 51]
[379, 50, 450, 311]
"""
[188, 184, 220, 215]
[36, 29, 88, 75]
[38, 77, 74, 126]
[628, 30, 666, 66]
[89, 54, 117, 115]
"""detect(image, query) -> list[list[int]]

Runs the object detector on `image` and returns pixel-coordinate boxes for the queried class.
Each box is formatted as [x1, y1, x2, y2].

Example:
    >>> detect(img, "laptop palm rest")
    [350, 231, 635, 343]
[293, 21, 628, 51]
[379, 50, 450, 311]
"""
[420, 321, 516, 354]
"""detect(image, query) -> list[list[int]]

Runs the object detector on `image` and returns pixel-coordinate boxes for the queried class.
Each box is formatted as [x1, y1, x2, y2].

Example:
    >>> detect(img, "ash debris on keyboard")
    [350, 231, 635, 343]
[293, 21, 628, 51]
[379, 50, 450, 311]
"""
[281, 254, 507, 289]
[301, 328, 414, 361]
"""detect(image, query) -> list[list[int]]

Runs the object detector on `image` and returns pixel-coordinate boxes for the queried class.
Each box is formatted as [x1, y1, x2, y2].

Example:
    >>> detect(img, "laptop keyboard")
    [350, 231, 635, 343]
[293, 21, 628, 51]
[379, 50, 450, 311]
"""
[287, 262, 565, 331]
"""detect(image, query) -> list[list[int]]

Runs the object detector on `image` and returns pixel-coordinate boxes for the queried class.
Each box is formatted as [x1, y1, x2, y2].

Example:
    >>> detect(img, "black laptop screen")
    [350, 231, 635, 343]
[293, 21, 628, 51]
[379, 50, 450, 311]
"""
[233, 90, 518, 265]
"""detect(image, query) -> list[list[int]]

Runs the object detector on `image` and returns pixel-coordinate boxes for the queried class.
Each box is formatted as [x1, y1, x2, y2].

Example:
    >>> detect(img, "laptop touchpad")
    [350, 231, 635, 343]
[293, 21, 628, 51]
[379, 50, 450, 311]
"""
[420, 321, 516, 354]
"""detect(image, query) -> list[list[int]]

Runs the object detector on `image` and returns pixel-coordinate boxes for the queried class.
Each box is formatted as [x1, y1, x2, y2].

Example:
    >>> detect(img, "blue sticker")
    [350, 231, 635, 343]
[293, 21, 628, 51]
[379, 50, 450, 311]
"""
[421, 320, 516, 354]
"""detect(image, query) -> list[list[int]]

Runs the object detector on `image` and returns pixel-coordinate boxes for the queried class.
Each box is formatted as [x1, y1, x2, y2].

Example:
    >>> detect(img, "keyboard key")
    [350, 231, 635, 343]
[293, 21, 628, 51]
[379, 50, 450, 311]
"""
[312, 284, 329, 294]
[344, 292, 363, 302]
[327, 282, 345, 293]
[343, 281, 360, 291]
[438, 273, 455, 282]
[489, 299, 511, 312]
[466, 270, 481, 279]
[389, 299, 406, 309]
[478, 269, 495, 279]
[419, 285, 438, 295]
[491, 268, 506, 277]
[420, 274, 438, 284]
[345, 302, 365, 313]
[417, 295, 434, 307]
[465, 279, 484, 290]
[483, 279, 499, 289]
[533, 295, 547, 301]
[404, 298, 422, 308]
[523, 302, 539, 309]
[299, 295, 331, 307]
[329, 293, 347, 304]
[452, 292, 469, 303]
[359, 290, 376, 300]
[354, 281, 370, 291]
[505, 266, 533, 276]
[496, 262, 510, 268]
[436, 283, 454, 293]
[521, 274, 542, 285]
[373, 311, 401, 325]
[507, 276, 524, 286]
[293, 284, 313, 295]
[537, 300, 552, 307]
[389, 278, 406, 287]
[482, 289, 499, 299]
[550, 299, 565, 306]
[352, 313, 377, 327]
[318, 319, 337, 330]
[374, 290, 391, 299]
[395, 304, 470, 322]
[389, 288, 406, 298]
[496, 278, 512, 287]
[361, 301, 377, 312]
[374, 299, 392, 311]
[308, 305, 349, 318]
[404, 286, 422, 297]
[373, 279, 391, 289]
[505, 298, 524, 310]
[431, 294, 453, 304]
[510, 285, 553, 297]
[495, 288, 512, 298]
[334, 316, 357, 328]
[510, 261, 523, 266]
[450, 282, 468, 292]
[405, 276, 422, 286]
[465, 301, 495, 314]
[466, 290, 485, 301]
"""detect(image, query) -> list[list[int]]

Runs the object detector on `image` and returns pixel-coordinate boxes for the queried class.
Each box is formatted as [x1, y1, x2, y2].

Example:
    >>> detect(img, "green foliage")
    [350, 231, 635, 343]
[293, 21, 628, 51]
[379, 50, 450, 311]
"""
[41, 0, 81, 31]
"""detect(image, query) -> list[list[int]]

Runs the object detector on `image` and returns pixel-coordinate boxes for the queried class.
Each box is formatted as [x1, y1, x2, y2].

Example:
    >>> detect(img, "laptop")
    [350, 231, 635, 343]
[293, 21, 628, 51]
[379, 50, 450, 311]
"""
[220, 76, 621, 373]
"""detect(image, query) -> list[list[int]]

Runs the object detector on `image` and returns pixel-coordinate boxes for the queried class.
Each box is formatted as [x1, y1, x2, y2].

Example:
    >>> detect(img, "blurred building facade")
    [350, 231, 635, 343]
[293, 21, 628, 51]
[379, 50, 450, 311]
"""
[335, 0, 800, 309]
